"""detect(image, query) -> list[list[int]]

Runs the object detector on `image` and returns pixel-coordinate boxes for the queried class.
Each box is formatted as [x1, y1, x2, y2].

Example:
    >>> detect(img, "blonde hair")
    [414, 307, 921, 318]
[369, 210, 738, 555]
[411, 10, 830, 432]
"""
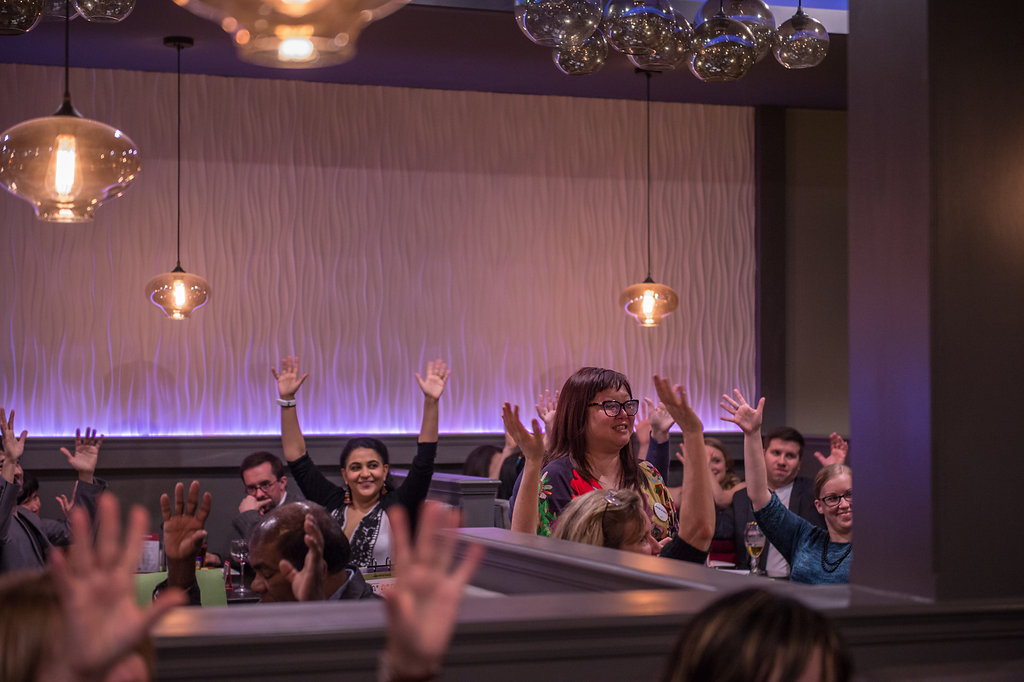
[815, 463, 852, 499]
[552, 488, 648, 550]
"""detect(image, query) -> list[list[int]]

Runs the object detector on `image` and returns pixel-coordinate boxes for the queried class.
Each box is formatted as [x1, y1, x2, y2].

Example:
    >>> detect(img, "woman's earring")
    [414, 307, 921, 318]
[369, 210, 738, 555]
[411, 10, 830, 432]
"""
[344, 489, 352, 506]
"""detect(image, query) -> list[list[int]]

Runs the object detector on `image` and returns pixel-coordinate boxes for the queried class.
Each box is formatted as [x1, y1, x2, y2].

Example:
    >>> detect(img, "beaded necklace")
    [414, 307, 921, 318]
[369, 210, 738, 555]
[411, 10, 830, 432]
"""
[820, 538, 852, 573]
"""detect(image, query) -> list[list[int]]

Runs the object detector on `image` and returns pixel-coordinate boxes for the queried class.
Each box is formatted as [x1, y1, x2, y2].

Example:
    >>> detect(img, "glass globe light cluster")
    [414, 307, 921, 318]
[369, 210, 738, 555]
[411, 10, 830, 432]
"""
[0, 0, 133, 32]
[515, 0, 829, 80]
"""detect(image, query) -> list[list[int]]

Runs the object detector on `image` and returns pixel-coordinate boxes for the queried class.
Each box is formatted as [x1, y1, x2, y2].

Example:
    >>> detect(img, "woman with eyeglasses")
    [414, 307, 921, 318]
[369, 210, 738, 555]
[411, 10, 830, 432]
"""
[505, 368, 715, 561]
[721, 389, 852, 584]
[271, 355, 449, 572]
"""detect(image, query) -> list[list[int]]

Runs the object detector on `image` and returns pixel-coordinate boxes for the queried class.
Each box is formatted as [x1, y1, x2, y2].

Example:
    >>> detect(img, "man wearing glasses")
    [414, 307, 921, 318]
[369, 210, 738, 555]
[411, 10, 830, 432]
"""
[208, 451, 299, 568]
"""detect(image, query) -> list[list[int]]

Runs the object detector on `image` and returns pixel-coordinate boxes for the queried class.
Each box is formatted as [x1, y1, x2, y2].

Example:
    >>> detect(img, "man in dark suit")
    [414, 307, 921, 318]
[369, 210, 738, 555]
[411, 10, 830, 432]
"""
[206, 450, 302, 568]
[1, 409, 106, 574]
[714, 426, 824, 577]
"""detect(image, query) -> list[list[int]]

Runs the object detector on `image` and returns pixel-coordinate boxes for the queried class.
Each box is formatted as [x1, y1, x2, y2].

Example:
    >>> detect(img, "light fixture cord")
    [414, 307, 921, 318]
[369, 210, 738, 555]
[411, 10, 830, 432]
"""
[645, 70, 652, 280]
[62, 0, 70, 108]
[175, 43, 182, 269]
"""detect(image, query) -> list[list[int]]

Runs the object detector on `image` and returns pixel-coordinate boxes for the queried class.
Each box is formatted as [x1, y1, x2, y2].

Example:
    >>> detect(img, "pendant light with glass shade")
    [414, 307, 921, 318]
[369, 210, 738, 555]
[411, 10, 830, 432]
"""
[0, 0, 43, 34]
[0, 0, 141, 222]
[146, 37, 210, 321]
[173, 0, 411, 69]
[620, 70, 678, 328]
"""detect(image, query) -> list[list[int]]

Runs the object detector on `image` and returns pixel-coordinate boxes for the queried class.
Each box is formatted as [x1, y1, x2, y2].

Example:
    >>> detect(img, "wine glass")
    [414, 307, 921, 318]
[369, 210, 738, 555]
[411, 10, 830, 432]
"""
[744, 521, 765, 576]
[229, 539, 250, 594]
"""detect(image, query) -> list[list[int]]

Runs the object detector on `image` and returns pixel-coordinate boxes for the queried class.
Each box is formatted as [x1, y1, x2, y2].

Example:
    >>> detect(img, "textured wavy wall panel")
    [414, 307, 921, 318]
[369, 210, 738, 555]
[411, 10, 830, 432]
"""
[0, 64, 754, 436]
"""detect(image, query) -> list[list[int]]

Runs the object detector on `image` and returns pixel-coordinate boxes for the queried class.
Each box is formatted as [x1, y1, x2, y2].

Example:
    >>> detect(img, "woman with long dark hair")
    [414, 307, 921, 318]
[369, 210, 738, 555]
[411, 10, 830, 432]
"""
[272, 356, 449, 571]
[507, 368, 714, 557]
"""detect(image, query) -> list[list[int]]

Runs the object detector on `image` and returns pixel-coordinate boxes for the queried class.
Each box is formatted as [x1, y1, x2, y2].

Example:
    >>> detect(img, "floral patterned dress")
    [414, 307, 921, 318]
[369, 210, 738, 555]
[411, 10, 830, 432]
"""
[526, 456, 678, 540]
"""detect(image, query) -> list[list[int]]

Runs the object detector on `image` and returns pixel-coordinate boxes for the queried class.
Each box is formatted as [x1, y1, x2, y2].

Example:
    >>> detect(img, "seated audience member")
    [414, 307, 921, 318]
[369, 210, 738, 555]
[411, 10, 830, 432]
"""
[249, 500, 375, 601]
[505, 375, 715, 563]
[661, 587, 852, 682]
[714, 424, 847, 578]
[705, 437, 745, 509]
[273, 356, 449, 571]
[550, 488, 662, 555]
[1, 490, 480, 682]
[17, 470, 42, 514]
[1, 410, 107, 574]
[461, 444, 502, 478]
[722, 391, 852, 584]
[207, 451, 297, 568]
[0, 493, 184, 682]
[158, 481, 374, 603]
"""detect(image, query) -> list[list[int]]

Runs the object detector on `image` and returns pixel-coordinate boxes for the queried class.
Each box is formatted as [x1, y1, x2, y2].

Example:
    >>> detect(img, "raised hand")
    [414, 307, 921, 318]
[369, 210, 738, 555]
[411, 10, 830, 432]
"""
[159, 481, 212, 564]
[279, 513, 327, 602]
[48, 494, 184, 681]
[646, 397, 676, 442]
[534, 389, 559, 435]
[814, 432, 849, 467]
[56, 492, 74, 518]
[0, 407, 28, 466]
[271, 355, 309, 399]
[719, 389, 764, 435]
[653, 376, 702, 434]
[60, 427, 104, 483]
[501, 403, 544, 465]
[382, 502, 483, 681]
[415, 359, 450, 401]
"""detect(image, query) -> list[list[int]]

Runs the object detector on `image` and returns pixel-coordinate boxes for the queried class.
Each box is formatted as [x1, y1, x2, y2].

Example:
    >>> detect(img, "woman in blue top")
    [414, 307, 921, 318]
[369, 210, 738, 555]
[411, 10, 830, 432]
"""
[721, 390, 851, 584]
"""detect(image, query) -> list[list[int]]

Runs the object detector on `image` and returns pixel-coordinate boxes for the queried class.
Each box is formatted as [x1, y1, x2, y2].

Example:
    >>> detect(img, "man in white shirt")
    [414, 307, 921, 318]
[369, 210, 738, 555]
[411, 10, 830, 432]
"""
[714, 427, 825, 577]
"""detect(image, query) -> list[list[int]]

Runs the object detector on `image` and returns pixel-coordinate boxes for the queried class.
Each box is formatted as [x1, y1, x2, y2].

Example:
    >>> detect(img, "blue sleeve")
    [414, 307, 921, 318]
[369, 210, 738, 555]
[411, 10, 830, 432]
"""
[752, 492, 814, 565]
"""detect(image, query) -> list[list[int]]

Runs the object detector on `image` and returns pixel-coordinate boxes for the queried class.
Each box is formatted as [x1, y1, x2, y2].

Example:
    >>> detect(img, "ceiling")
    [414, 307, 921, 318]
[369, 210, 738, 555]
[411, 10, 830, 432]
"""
[0, 0, 846, 108]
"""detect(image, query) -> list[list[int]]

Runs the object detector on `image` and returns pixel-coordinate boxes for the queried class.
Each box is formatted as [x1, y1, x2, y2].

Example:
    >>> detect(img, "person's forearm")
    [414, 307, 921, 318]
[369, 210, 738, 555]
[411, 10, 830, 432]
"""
[0, 459, 16, 484]
[166, 557, 198, 592]
[744, 430, 770, 509]
[510, 460, 542, 534]
[419, 397, 439, 444]
[676, 432, 715, 551]
[281, 404, 306, 462]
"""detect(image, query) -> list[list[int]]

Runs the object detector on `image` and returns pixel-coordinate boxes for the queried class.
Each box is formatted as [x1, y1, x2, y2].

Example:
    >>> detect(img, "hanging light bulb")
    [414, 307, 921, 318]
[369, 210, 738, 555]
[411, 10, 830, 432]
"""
[146, 36, 210, 320]
[74, 0, 135, 23]
[0, 0, 141, 222]
[689, 1, 756, 82]
[774, 0, 829, 69]
[620, 71, 678, 327]
[696, 0, 775, 63]
[515, 0, 602, 49]
[173, 0, 410, 69]
[602, 0, 676, 56]
[0, 0, 43, 35]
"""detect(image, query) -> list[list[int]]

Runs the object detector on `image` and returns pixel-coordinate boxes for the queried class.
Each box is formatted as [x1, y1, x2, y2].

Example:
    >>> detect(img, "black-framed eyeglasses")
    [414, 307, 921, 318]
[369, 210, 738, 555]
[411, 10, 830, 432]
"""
[819, 491, 852, 508]
[245, 479, 280, 495]
[587, 399, 640, 417]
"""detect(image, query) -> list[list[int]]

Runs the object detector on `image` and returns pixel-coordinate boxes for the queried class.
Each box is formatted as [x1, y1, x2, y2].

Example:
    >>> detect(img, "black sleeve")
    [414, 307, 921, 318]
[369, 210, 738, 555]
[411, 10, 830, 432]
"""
[287, 453, 346, 510]
[390, 441, 438, 531]
[659, 535, 709, 564]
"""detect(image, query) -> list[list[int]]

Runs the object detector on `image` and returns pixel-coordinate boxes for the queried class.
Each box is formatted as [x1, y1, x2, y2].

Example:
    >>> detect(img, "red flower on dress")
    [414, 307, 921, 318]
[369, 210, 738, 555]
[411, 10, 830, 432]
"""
[569, 469, 601, 498]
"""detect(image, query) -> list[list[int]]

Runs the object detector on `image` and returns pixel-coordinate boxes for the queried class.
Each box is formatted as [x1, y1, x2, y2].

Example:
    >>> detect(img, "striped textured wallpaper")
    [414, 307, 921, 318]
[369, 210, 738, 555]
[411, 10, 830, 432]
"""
[0, 63, 755, 437]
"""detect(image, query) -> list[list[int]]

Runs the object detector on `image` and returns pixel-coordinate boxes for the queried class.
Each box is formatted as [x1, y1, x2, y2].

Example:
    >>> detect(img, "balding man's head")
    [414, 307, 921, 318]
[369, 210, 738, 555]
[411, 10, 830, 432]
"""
[248, 501, 351, 602]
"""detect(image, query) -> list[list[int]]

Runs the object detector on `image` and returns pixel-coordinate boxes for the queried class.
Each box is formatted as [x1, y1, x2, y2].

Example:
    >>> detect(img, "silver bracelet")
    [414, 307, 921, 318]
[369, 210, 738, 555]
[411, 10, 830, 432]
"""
[276, 398, 297, 408]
